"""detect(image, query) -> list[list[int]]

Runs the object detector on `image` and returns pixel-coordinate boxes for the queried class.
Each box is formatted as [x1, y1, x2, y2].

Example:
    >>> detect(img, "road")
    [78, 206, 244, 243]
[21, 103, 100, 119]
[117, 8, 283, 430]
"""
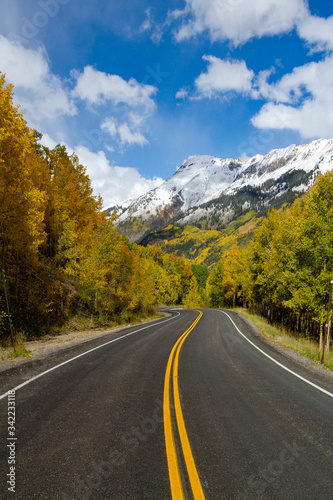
[0, 308, 332, 499]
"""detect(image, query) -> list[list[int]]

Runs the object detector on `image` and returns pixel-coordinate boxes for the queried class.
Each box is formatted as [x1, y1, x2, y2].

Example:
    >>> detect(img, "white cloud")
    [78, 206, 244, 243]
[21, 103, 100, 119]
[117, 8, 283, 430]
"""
[189, 51, 333, 139]
[176, 88, 188, 100]
[72, 65, 157, 110]
[40, 132, 58, 150]
[251, 101, 333, 138]
[255, 58, 333, 103]
[72, 146, 163, 207]
[117, 123, 148, 146]
[139, 9, 153, 33]
[101, 117, 148, 146]
[101, 118, 118, 138]
[39, 136, 162, 209]
[298, 14, 333, 53]
[0, 36, 158, 153]
[72, 66, 157, 149]
[252, 57, 333, 138]
[173, 0, 307, 46]
[139, 8, 174, 44]
[195, 56, 254, 98]
[0, 35, 76, 120]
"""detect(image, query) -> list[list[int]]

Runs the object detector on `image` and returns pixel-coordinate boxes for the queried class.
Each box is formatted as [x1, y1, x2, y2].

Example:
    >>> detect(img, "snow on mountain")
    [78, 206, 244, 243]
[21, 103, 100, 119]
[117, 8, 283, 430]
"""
[103, 198, 133, 214]
[228, 138, 333, 193]
[118, 138, 333, 229]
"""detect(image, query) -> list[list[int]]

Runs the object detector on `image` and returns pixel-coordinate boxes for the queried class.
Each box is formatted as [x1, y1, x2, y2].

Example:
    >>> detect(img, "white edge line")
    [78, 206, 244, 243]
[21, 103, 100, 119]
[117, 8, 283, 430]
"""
[0, 312, 181, 401]
[220, 310, 333, 399]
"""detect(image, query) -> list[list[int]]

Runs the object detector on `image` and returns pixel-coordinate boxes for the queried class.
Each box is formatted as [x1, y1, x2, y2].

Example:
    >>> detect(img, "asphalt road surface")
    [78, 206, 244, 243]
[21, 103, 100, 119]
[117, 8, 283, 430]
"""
[0, 308, 332, 499]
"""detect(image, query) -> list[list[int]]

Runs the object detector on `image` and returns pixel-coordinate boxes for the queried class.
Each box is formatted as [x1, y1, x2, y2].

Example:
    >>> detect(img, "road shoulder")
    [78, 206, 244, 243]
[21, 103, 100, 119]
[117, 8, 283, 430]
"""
[230, 309, 333, 388]
[0, 313, 168, 374]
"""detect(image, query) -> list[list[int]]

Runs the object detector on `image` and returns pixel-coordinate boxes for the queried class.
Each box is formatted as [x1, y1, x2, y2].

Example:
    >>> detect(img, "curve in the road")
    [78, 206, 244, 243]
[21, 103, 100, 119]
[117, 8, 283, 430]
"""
[0, 312, 180, 401]
[164, 310, 205, 500]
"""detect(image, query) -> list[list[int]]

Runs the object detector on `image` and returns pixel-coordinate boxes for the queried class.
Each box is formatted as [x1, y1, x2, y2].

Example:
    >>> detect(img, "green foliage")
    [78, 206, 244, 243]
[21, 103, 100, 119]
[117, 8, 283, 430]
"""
[0, 76, 200, 342]
[183, 275, 203, 308]
[208, 171, 333, 345]
[206, 260, 225, 308]
[139, 213, 261, 268]
[191, 263, 209, 290]
[234, 307, 333, 370]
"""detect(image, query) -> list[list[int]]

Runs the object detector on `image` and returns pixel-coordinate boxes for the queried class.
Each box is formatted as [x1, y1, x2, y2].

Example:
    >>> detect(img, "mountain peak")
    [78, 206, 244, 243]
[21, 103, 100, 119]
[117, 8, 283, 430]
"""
[117, 138, 333, 243]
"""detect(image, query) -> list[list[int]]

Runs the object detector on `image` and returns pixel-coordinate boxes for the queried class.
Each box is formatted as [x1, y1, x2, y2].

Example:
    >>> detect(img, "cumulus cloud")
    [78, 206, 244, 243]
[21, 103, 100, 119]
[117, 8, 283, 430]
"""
[171, 0, 333, 140]
[257, 58, 333, 104]
[101, 117, 148, 146]
[0, 35, 158, 152]
[116, 123, 148, 146]
[252, 57, 333, 138]
[173, 0, 307, 46]
[72, 65, 157, 110]
[297, 14, 333, 53]
[194, 56, 254, 98]
[187, 51, 333, 139]
[0, 34, 161, 207]
[39, 135, 164, 207]
[0, 35, 76, 120]
[71, 66, 157, 148]
[252, 101, 333, 139]
[72, 146, 163, 207]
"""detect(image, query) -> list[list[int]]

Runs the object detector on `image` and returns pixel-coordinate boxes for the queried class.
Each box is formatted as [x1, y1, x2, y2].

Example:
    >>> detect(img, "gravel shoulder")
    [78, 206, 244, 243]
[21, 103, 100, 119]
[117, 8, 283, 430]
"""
[0, 316, 165, 374]
[235, 310, 333, 385]
[1, 308, 332, 387]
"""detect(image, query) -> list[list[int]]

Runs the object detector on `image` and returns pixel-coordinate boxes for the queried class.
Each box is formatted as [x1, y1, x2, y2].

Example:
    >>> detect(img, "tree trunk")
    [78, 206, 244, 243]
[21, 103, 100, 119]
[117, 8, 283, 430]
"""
[319, 322, 323, 351]
[326, 317, 331, 351]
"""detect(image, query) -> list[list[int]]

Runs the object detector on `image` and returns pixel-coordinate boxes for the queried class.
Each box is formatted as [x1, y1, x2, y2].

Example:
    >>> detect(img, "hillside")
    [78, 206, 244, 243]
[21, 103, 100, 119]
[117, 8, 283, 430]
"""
[117, 139, 333, 264]
[140, 212, 259, 268]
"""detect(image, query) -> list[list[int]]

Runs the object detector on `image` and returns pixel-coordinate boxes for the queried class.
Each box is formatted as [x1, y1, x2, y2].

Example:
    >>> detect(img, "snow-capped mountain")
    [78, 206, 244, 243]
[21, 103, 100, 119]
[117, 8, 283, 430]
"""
[117, 138, 333, 242]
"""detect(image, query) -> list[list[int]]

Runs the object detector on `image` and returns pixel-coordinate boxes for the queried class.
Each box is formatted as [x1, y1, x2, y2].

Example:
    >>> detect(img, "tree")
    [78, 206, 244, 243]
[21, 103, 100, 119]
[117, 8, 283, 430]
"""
[207, 259, 225, 307]
[191, 263, 209, 291]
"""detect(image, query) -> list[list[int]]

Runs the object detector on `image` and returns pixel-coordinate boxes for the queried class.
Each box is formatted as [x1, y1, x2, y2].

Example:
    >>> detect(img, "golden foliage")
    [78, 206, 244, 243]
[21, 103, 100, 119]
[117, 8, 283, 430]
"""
[0, 75, 199, 339]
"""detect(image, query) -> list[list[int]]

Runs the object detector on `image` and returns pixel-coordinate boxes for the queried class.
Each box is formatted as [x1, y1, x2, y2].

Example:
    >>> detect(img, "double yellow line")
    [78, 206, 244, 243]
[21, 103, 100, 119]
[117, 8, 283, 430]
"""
[163, 311, 205, 500]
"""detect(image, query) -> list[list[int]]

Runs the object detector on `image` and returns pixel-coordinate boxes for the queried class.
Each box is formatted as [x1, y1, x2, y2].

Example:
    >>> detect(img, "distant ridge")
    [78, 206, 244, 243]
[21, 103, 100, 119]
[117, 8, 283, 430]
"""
[116, 138, 333, 244]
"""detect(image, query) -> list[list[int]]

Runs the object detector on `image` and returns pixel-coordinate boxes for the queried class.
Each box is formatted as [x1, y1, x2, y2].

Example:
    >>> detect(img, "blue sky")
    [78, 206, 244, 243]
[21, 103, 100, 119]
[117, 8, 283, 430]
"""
[0, 0, 332, 207]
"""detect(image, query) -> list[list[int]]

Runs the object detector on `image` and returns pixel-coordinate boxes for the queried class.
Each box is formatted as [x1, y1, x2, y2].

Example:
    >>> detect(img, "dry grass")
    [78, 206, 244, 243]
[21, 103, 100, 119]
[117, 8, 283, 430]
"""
[234, 308, 333, 371]
[0, 311, 165, 364]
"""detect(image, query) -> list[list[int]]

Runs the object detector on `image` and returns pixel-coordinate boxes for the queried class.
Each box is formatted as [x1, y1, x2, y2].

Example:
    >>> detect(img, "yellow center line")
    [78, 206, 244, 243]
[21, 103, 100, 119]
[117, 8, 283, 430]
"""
[173, 311, 205, 499]
[164, 330, 189, 499]
[164, 310, 205, 500]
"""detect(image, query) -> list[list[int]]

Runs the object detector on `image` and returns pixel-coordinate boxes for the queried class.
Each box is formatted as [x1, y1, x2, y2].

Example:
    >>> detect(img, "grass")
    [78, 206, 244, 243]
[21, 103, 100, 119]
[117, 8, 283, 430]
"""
[0, 310, 165, 363]
[0, 330, 33, 361]
[233, 307, 333, 371]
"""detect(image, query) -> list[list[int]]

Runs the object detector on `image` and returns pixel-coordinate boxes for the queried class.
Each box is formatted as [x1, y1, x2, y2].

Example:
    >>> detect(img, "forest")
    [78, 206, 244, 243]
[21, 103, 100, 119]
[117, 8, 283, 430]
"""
[1, 72, 332, 358]
[207, 170, 333, 348]
[0, 75, 199, 342]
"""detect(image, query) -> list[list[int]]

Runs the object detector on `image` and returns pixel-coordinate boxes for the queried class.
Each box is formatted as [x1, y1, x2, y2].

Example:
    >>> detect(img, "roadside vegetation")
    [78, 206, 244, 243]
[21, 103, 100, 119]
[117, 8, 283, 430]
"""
[0, 75, 200, 351]
[206, 173, 333, 366]
[1, 74, 332, 368]
[233, 307, 333, 371]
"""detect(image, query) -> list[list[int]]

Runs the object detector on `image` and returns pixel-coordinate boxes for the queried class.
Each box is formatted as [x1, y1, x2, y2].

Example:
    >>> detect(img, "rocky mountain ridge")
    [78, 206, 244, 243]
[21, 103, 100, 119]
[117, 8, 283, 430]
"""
[117, 138, 333, 244]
